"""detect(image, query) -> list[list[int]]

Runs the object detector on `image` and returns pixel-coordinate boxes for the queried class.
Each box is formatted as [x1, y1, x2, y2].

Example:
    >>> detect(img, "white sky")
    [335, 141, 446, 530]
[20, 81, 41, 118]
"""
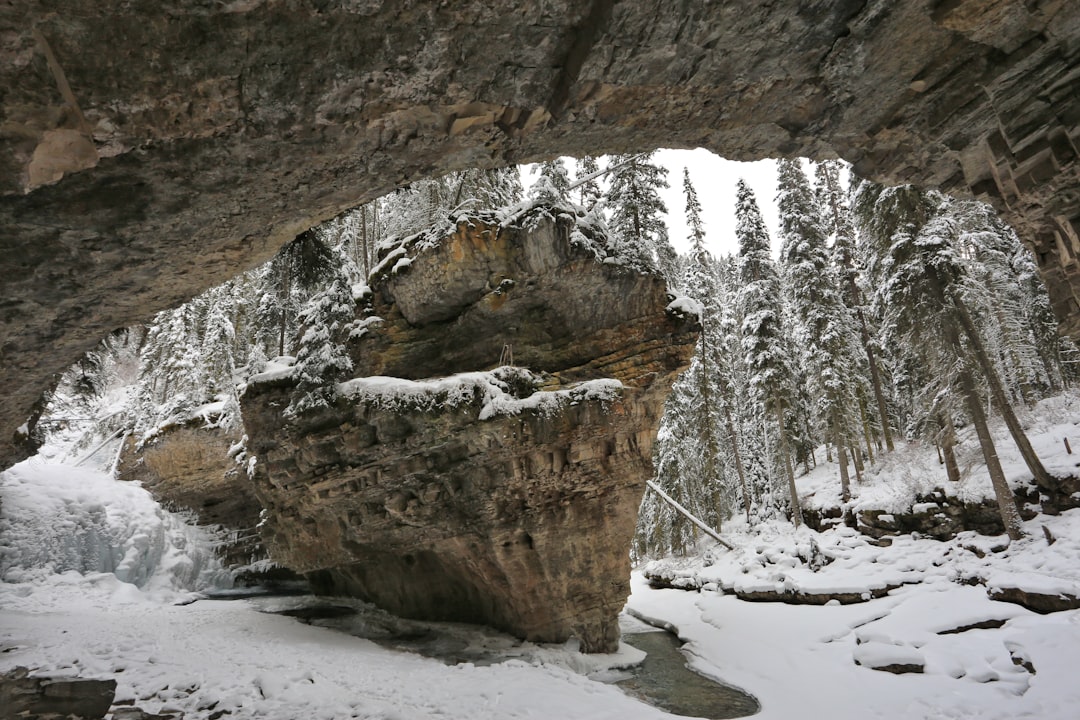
[653, 148, 782, 258]
[527, 149, 784, 259]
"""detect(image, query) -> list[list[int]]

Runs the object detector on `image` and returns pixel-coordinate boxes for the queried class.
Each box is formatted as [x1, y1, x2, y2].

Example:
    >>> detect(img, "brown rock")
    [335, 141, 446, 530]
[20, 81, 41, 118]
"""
[242, 210, 697, 652]
[988, 585, 1080, 614]
[4, 2, 1080, 468]
[0, 666, 116, 720]
[117, 426, 264, 567]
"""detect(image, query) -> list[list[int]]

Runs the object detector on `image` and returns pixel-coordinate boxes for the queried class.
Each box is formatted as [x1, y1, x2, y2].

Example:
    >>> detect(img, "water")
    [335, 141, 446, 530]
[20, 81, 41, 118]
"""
[617, 630, 760, 719]
[262, 599, 759, 719]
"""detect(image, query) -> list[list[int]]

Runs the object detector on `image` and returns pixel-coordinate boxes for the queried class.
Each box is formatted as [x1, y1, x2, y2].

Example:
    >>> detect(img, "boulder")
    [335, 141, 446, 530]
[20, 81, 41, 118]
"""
[0, 666, 116, 720]
[242, 209, 697, 652]
[988, 585, 1080, 614]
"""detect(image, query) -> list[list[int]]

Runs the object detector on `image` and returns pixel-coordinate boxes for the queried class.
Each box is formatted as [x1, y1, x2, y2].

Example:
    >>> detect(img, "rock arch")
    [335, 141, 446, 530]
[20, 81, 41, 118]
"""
[2, 0, 1080, 465]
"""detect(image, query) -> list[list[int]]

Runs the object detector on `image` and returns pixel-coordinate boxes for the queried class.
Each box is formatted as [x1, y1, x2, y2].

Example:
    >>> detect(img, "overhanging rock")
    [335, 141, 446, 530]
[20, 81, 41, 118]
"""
[5, 1, 1080, 468]
[241, 209, 698, 652]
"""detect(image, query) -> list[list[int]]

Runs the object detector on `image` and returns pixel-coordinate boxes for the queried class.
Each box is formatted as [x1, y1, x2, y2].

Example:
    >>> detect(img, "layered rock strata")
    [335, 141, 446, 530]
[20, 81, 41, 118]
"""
[4, 1, 1080, 467]
[242, 211, 698, 651]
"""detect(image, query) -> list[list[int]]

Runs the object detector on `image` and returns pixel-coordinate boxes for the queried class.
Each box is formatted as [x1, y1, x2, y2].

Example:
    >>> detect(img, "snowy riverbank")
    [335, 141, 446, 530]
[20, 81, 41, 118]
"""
[7, 398, 1080, 719]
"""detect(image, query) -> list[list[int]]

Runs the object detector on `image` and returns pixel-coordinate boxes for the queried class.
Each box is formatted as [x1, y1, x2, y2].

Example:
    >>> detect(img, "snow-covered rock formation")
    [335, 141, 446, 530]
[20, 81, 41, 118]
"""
[241, 209, 698, 652]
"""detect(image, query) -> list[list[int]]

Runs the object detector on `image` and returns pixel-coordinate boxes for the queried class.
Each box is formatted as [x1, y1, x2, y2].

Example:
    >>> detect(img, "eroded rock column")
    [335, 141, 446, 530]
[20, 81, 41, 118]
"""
[242, 210, 698, 651]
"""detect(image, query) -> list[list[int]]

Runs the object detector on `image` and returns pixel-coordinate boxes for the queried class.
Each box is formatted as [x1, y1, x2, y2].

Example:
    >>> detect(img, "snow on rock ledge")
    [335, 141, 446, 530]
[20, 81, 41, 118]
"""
[241, 210, 699, 652]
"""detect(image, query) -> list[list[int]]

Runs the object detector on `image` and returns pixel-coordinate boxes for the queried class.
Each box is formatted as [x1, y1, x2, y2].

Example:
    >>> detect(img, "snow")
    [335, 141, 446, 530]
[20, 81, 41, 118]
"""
[7, 394, 1080, 718]
[390, 256, 413, 274]
[627, 507, 1080, 719]
[336, 369, 623, 421]
[851, 641, 925, 669]
[0, 461, 663, 719]
[664, 294, 703, 321]
[799, 390, 1080, 518]
[246, 355, 296, 385]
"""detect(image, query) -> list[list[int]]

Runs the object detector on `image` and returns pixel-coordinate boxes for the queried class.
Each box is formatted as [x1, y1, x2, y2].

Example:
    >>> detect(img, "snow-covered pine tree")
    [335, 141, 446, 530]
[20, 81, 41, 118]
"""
[197, 280, 244, 426]
[605, 152, 677, 280]
[288, 250, 356, 417]
[777, 159, 863, 504]
[683, 168, 751, 522]
[575, 155, 603, 210]
[816, 159, 896, 454]
[854, 181, 1041, 540]
[735, 179, 804, 526]
[378, 176, 459, 244]
[951, 200, 1062, 402]
[638, 352, 717, 558]
[529, 159, 572, 203]
[450, 167, 524, 213]
[134, 301, 205, 435]
[255, 229, 339, 357]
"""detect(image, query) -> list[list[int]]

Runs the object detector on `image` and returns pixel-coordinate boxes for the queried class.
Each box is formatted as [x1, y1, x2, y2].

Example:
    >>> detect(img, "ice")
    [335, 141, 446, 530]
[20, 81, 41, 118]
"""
[0, 459, 231, 597]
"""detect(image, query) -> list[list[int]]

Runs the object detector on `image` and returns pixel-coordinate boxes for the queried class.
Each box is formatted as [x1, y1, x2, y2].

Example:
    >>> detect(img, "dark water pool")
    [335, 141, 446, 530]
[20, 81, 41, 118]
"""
[617, 630, 759, 719]
[256, 599, 759, 719]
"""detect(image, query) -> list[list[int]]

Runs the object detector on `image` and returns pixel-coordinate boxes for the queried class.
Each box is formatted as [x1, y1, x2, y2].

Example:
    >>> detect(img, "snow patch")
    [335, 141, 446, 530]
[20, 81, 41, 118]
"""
[336, 369, 623, 420]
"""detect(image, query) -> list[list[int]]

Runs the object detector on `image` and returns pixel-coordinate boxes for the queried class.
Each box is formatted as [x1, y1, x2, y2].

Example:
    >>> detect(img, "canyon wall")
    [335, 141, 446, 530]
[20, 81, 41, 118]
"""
[3, 0, 1080, 466]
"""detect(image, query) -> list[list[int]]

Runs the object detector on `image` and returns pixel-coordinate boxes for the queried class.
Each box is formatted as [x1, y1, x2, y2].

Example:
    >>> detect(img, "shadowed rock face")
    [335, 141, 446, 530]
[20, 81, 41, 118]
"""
[4, 1, 1080, 468]
[241, 212, 698, 651]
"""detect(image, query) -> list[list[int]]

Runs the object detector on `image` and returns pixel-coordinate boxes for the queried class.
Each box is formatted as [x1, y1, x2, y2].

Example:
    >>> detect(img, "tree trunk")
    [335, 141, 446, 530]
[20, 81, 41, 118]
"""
[940, 413, 961, 483]
[723, 404, 752, 524]
[950, 293, 1052, 488]
[859, 397, 876, 465]
[775, 400, 803, 527]
[647, 480, 737, 551]
[834, 423, 851, 504]
[958, 368, 1025, 540]
[697, 332, 724, 531]
[278, 264, 291, 357]
[853, 300, 895, 452]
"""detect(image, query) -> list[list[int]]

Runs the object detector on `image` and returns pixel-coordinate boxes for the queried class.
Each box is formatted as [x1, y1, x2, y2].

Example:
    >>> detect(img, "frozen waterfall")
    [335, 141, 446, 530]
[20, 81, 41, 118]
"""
[0, 460, 232, 594]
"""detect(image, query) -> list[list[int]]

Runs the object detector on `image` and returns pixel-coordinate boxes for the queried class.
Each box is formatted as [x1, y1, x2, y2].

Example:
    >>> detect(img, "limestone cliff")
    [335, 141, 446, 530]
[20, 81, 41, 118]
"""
[117, 426, 264, 569]
[4, 0, 1080, 467]
[241, 209, 698, 651]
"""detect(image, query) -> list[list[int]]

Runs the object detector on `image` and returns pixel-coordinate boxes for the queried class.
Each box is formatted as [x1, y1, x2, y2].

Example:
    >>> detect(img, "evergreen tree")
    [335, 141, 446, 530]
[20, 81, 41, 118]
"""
[288, 254, 356, 417]
[816, 159, 896, 454]
[529, 159, 572, 203]
[684, 168, 751, 522]
[575, 155, 603, 210]
[854, 182, 1044, 540]
[605, 152, 676, 278]
[257, 229, 338, 357]
[451, 167, 523, 212]
[735, 179, 804, 526]
[778, 159, 863, 504]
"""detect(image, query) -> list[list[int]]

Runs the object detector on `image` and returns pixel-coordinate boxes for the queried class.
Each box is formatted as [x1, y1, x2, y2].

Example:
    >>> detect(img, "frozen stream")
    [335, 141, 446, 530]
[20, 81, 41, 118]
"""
[254, 596, 760, 719]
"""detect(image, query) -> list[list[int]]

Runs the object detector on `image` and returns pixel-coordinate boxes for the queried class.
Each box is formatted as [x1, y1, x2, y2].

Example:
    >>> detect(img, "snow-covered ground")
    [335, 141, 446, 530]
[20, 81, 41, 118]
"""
[631, 510, 1080, 720]
[4, 392, 1080, 719]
